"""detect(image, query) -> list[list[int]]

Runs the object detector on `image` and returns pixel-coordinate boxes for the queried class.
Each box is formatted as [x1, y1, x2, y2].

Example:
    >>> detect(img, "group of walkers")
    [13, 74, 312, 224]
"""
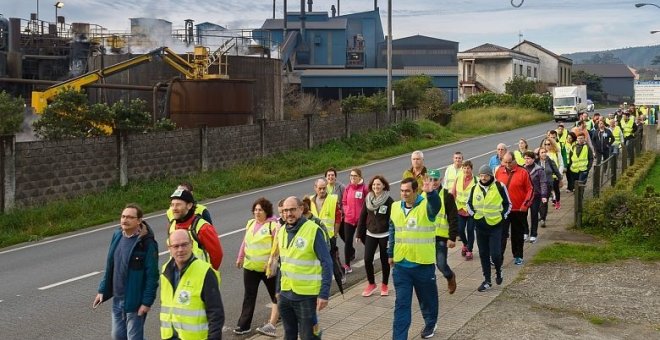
[93, 105, 650, 340]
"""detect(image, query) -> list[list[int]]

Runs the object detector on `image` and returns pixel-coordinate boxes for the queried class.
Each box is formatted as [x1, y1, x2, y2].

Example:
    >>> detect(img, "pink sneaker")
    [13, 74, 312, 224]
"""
[380, 284, 389, 296]
[465, 251, 473, 260]
[555, 201, 561, 210]
[461, 245, 468, 257]
[362, 283, 377, 297]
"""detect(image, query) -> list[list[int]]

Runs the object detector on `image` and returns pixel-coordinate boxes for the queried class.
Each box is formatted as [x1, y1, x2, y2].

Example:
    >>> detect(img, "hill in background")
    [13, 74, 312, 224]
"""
[563, 45, 660, 68]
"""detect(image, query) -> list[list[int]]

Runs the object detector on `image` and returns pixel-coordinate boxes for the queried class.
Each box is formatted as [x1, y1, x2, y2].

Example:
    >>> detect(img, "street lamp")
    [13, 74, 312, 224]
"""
[55, 1, 63, 23]
[635, 3, 660, 8]
[652, 30, 660, 34]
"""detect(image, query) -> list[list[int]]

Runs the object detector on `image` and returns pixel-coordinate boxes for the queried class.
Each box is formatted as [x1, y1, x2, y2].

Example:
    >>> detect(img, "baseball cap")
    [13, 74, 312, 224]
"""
[428, 169, 441, 179]
[170, 189, 194, 203]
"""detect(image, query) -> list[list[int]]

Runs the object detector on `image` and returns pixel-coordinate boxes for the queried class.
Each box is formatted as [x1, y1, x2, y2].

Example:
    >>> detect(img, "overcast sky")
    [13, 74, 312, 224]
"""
[3, 0, 660, 54]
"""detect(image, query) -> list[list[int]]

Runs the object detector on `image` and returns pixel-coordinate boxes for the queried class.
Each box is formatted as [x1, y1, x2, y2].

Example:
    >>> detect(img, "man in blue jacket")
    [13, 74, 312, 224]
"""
[93, 203, 159, 340]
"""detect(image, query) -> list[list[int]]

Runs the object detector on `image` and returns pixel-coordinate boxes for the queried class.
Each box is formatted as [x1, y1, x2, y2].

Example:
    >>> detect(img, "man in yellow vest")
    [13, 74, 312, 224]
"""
[428, 169, 459, 295]
[160, 229, 224, 340]
[442, 152, 463, 191]
[467, 165, 511, 292]
[276, 196, 333, 340]
[572, 134, 594, 185]
[166, 182, 213, 224]
[388, 177, 441, 340]
[608, 118, 624, 155]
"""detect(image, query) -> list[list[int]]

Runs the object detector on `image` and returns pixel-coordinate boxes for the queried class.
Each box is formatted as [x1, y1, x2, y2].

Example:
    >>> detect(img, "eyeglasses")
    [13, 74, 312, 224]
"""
[544, 143, 551, 146]
[169, 242, 190, 249]
[281, 207, 299, 214]
[121, 215, 138, 220]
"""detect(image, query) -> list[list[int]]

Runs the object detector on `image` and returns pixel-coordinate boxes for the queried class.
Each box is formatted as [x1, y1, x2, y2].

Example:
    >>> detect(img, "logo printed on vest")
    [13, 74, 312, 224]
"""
[177, 290, 191, 305]
[261, 227, 269, 235]
[407, 217, 417, 228]
[476, 195, 482, 202]
[355, 191, 363, 199]
[294, 237, 307, 249]
[378, 205, 388, 214]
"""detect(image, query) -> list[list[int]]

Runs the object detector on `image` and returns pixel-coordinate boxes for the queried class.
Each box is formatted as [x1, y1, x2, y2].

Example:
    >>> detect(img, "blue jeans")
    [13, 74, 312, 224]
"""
[278, 294, 320, 340]
[111, 298, 146, 340]
[457, 215, 475, 251]
[435, 239, 454, 279]
[392, 263, 438, 340]
[475, 219, 503, 283]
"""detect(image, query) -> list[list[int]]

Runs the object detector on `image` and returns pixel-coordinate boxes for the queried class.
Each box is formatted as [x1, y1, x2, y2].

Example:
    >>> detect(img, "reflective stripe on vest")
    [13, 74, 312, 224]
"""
[455, 173, 476, 212]
[277, 220, 323, 295]
[570, 145, 589, 172]
[169, 217, 210, 266]
[470, 183, 504, 226]
[310, 194, 338, 238]
[557, 129, 568, 146]
[443, 166, 462, 192]
[243, 219, 275, 272]
[622, 119, 634, 137]
[160, 259, 218, 340]
[434, 190, 449, 238]
[514, 150, 525, 166]
[390, 198, 436, 264]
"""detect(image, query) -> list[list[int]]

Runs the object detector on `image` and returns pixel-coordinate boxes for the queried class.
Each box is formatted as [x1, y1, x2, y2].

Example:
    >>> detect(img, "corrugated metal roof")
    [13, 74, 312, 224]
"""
[300, 67, 458, 77]
[261, 18, 347, 30]
[573, 64, 635, 78]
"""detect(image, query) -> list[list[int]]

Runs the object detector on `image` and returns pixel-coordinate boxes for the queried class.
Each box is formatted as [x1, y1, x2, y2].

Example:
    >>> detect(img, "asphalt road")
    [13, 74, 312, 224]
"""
[0, 121, 558, 339]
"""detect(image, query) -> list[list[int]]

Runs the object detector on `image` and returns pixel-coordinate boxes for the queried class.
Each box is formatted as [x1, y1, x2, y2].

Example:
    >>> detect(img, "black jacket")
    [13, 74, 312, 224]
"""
[357, 195, 394, 240]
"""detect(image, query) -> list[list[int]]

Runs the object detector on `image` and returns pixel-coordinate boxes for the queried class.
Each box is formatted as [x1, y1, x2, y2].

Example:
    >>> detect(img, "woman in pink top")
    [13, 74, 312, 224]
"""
[341, 168, 369, 272]
[234, 197, 280, 336]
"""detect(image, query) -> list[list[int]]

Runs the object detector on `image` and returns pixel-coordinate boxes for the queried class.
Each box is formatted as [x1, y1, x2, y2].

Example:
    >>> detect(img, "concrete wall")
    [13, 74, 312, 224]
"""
[0, 110, 411, 211]
[516, 44, 558, 85]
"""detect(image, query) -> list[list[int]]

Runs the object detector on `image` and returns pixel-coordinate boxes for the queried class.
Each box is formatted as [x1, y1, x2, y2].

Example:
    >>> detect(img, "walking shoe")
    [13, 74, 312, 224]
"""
[491, 260, 496, 268]
[461, 245, 468, 257]
[496, 273, 503, 285]
[342, 264, 352, 273]
[232, 327, 251, 335]
[529, 236, 537, 243]
[380, 283, 389, 296]
[514, 257, 524, 265]
[540, 219, 546, 228]
[555, 201, 561, 210]
[256, 323, 277, 337]
[465, 251, 473, 260]
[523, 234, 529, 241]
[420, 324, 437, 339]
[477, 281, 492, 292]
[447, 274, 457, 294]
[362, 283, 378, 297]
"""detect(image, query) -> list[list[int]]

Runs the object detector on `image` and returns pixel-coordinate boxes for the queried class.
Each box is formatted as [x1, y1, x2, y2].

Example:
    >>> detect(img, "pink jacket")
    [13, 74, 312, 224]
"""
[342, 181, 369, 225]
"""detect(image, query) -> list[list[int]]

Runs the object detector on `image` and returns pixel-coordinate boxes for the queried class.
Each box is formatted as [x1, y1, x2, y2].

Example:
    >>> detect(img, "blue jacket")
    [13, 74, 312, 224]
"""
[98, 222, 159, 312]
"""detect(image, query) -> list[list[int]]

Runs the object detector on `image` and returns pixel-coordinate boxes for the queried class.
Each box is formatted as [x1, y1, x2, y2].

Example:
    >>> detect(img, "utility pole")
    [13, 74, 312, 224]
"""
[386, 0, 392, 120]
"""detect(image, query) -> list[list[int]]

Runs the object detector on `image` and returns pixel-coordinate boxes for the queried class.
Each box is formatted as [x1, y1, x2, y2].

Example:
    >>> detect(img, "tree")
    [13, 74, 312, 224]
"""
[652, 55, 660, 65]
[0, 91, 25, 135]
[112, 99, 152, 132]
[583, 52, 623, 64]
[33, 89, 113, 139]
[572, 70, 605, 102]
[393, 75, 433, 109]
[504, 75, 538, 98]
[419, 88, 449, 122]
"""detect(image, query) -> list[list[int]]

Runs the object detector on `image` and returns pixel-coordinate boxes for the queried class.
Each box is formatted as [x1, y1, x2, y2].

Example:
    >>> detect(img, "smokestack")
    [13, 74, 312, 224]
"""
[331, 5, 336, 17]
[300, 0, 306, 42]
[337, 0, 340, 15]
[308, 0, 313, 12]
[374, 0, 378, 10]
[283, 0, 288, 36]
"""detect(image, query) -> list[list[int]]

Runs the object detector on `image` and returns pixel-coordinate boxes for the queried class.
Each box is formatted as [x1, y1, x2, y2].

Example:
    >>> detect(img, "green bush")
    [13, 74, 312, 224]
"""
[391, 120, 422, 138]
[450, 92, 551, 113]
[0, 91, 25, 135]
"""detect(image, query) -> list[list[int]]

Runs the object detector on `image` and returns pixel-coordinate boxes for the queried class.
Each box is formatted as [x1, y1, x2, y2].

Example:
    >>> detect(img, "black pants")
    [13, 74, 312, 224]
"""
[528, 197, 541, 237]
[552, 178, 561, 203]
[540, 184, 553, 221]
[342, 223, 357, 265]
[501, 212, 526, 259]
[237, 268, 277, 329]
[364, 235, 389, 285]
[566, 170, 578, 191]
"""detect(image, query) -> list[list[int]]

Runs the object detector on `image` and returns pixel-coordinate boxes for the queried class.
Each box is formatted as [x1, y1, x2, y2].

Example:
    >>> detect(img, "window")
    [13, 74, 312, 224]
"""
[519, 64, 523, 75]
[527, 66, 532, 77]
[534, 67, 537, 78]
[513, 64, 517, 75]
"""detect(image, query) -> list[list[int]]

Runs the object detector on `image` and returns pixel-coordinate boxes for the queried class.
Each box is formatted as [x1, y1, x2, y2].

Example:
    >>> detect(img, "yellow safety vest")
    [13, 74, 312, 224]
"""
[243, 219, 276, 272]
[470, 182, 504, 226]
[169, 216, 211, 267]
[167, 203, 209, 223]
[622, 119, 634, 137]
[390, 198, 436, 264]
[310, 194, 338, 238]
[434, 191, 449, 238]
[160, 258, 219, 340]
[277, 220, 324, 295]
[570, 145, 589, 172]
[454, 173, 477, 212]
[612, 126, 622, 146]
[443, 166, 462, 192]
[557, 129, 568, 146]
[547, 151, 560, 179]
[514, 150, 525, 166]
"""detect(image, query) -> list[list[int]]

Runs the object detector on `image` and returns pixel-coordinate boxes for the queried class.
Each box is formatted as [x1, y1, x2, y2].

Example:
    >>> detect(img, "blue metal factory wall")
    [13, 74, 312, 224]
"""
[307, 29, 346, 66]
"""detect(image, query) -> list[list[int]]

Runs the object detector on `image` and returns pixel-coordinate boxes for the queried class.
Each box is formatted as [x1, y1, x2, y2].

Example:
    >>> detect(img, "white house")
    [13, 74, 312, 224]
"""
[511, 40, 573, 87]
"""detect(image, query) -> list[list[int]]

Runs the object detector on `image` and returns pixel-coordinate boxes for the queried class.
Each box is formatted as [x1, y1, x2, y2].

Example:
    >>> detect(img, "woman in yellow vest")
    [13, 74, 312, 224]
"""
[540, 138, 564, 209]
[452, 160, 477, 260]
[513, 139, 529, 166]
[234, 197, 280, 336]
[609, 118, 624, 155]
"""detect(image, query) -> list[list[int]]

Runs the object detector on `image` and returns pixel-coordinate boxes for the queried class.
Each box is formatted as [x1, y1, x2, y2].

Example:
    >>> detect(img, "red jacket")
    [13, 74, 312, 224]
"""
[173, 214, 224, 270]
[342, 182, 369, 225]
[495, 164, 533, 212]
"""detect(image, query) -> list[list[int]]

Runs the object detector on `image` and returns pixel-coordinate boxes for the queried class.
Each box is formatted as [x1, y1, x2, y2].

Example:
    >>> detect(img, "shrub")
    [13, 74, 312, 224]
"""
[393, 75, 433, 109]
[420, 88, 450, 123]
[0, 91, 25, 135]
[391, 120, 422, 138]
[450, 92, 552, 113]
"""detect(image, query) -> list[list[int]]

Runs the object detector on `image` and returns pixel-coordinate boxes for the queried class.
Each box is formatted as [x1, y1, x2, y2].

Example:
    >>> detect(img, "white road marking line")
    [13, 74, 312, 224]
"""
[38, 271, 101, 290]
[0, 128, 549, 255]
[158, 227, 245, 256]
[0, 300, 3, 303]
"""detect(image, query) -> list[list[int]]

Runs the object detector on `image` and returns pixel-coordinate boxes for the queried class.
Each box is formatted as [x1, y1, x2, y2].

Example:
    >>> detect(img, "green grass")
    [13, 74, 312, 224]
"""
[635, 157, 660, 194]
[449, 107, 551, 135]
[0, 114, 546, 248]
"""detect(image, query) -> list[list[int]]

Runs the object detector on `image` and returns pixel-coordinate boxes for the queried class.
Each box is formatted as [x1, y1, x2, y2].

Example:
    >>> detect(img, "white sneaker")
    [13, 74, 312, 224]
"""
[529, 236, 537, 243]
[523, 234, 529, 241]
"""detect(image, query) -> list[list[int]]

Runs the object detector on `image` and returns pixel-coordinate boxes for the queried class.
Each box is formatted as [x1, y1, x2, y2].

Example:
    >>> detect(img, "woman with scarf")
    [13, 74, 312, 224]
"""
[356, 175, 394, 297]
